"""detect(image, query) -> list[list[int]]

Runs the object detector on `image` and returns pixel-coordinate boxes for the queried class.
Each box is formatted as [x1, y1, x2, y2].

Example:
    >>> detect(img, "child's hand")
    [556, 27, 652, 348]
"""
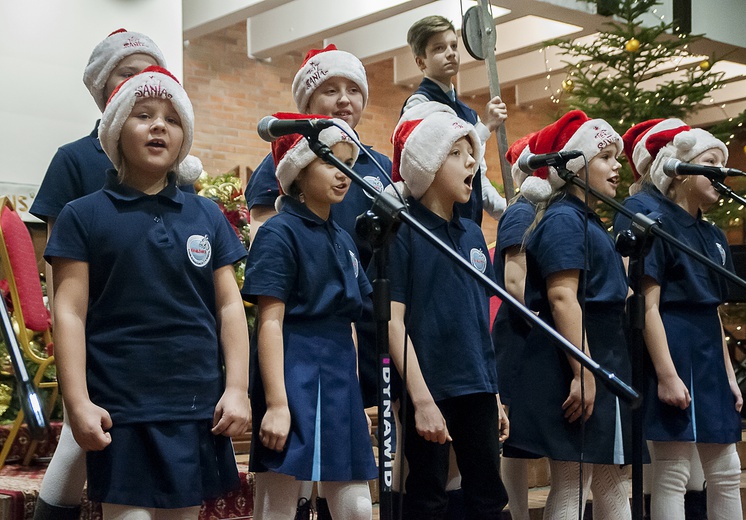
[657, 373, 691, 410]
[259, 404, 291, 452]
[497, 394, 510, 442]
[414, 400, 451, 444]
[482, 96, 508, 133]
[562, 371, 595, 423]
[212, 388, 252, 437]
[68, 400, 112, 451]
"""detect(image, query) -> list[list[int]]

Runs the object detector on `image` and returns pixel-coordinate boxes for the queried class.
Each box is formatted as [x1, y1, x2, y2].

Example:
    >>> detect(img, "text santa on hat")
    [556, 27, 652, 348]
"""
[518, 110, 623, 203]
[292, 44, 369, 113]
[99, 65, 202, 186]
[84, 28, 167, 112]
[271, 113, 359, 207]
[641, 119, 728, 195]
[389, 101, 482, 200]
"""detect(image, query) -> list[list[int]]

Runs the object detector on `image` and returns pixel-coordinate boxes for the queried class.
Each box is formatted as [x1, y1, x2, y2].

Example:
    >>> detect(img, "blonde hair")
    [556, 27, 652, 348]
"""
[407, 15, 456, 58]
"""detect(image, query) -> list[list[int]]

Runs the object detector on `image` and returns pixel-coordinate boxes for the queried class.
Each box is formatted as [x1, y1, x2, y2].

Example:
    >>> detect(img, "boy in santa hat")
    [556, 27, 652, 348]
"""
[380, 101, 508, 519]
[30, 29, 195, 520]
[502, 110, 633, 520]
[243, 114, 377, 520]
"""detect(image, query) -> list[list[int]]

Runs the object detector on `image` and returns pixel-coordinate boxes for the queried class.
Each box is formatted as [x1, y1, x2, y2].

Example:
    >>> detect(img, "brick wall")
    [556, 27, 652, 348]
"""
[183, 21, 563, 241]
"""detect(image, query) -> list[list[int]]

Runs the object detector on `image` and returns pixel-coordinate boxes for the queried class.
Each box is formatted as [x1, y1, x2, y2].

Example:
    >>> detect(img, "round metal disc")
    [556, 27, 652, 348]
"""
[461, 5, 486, 61]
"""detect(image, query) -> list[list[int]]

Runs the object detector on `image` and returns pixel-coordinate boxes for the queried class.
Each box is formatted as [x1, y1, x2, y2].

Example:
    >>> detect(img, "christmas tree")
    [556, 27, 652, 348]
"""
[545, 0, 745, 229]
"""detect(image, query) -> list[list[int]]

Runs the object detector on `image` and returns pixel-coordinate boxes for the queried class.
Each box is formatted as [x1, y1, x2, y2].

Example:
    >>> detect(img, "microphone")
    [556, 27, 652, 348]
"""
[518, 150, 584, 174]
[662, 158, 745, 180]
[257, 116, 335, 142]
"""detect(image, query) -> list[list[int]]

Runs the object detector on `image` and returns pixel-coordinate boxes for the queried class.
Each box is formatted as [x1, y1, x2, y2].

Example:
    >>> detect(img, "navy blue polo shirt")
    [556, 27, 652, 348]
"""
[245, 145, 392, 269]
[31, 121, 195, 222]
[243, 195, 371, 322]
[612, 183, 667, 236]
[525, 194, 628, 311]
[44, 170, 247, 424]
[494, 196, 535, 287]
[381, 197, 499, 402]
[642, 195, 733, 307]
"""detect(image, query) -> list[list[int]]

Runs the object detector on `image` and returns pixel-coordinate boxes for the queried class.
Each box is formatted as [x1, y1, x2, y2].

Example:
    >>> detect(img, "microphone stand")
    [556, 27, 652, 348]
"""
[304, 131, 640, 520]
[555, 166, 746, 520]
[711, 179, 746, 206]
[0, 296, 47, 440]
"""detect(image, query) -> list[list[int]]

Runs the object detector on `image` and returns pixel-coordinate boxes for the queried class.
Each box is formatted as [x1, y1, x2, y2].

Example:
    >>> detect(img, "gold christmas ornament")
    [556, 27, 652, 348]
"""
[562, 78, 575, 93]
[699, 60, 711, 71]
[625, 38, 641, 52]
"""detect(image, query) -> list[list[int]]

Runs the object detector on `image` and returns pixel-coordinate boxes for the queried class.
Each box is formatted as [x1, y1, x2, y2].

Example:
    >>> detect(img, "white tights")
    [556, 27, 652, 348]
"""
[650, 441, 741, 520]
[502, 456, 530, 520]
[37, 409, 87, 506]
[253, 472, 372, 520]
[543, 460, 630, 520]
[102, 504, 201, 520]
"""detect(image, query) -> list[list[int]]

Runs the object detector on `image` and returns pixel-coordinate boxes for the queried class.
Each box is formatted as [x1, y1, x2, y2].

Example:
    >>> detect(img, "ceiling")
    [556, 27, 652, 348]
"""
[182, 0, 746, 127]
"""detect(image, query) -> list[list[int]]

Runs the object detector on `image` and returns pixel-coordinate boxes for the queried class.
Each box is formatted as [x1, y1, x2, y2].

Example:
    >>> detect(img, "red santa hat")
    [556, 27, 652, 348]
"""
[506, 132, 537, 193]
[83, 28, 167, 112]
[271, 113, 358, 197]
[519, 110, 623, 203]
[388, 101, 481, 200]
[292, 44, 369, 113]
[99, 66, 202, 185]
[646, 120, 729, 194]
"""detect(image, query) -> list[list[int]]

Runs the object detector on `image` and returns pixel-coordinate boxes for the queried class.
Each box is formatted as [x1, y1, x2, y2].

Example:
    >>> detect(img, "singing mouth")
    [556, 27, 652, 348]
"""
[464, 174, 474, 187]
[147, 139, 166, 148]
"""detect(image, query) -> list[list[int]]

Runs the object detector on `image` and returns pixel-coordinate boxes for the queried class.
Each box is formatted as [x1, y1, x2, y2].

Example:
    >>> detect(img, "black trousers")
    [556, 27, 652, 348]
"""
[401, 392, 508, 520]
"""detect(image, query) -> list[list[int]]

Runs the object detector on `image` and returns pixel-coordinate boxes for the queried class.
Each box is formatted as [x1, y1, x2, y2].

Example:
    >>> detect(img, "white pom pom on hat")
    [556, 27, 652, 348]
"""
[98, 65, 199, 186]
[292, 44, 368, 113]
[83, 28, 167, 112]
[389, 102, 481, 200]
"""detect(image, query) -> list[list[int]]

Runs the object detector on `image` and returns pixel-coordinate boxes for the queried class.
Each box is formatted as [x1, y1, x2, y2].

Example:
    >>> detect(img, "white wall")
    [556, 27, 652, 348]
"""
[0, 0, 183, 200]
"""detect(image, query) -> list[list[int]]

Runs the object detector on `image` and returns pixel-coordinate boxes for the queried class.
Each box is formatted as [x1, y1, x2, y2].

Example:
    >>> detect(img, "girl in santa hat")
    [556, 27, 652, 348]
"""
[45, 66, 250, 519]
[617, 120, 742, 519]
[242, 113, 377, 520]
[503, 110, 633, 519]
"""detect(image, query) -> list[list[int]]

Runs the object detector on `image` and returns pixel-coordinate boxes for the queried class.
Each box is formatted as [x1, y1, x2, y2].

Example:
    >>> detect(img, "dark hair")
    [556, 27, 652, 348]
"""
[407, 15, 456, 58]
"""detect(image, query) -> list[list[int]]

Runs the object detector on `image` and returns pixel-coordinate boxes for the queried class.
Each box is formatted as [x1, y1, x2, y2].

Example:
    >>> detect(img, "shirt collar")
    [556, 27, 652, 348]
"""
[656, 191, 701, 227]
[103, 169, 184, 206]
[408, 197, 465, 231]
[563, 193, 603, 224]
[92, 120, 104, 152]
[278, 195, 334, 227]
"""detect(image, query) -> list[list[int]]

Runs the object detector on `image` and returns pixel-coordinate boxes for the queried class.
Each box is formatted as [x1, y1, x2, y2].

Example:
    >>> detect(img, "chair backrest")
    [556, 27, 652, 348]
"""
[0, 197, 50, 334]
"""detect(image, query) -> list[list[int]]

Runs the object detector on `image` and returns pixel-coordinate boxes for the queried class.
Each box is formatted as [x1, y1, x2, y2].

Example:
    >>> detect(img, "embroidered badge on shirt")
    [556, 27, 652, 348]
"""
[349, 250, 359, 278]
[717, 242, 726, 266]
[363, 176, 385, 200]
[470, 248, 487, 273]
[187, 235, 212, 267]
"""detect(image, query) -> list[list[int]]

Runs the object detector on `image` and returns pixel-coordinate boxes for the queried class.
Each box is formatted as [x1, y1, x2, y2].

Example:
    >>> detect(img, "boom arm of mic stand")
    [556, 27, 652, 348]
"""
[555, 169, 746, 292]
[711, 180, 746, 207]
[308, 136, 640, 407]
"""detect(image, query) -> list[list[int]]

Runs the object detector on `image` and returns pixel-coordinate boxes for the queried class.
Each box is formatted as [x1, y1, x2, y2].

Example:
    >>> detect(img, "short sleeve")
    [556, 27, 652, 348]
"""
[498, 203, 534, 252]
[245, 153, 279, 210]
[529, 212, 587, 278]
[206, 201, 247, 269]
[31, 148, 84, 221]
[43, 204, 90, 263]
[241, 225, 297, 303]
